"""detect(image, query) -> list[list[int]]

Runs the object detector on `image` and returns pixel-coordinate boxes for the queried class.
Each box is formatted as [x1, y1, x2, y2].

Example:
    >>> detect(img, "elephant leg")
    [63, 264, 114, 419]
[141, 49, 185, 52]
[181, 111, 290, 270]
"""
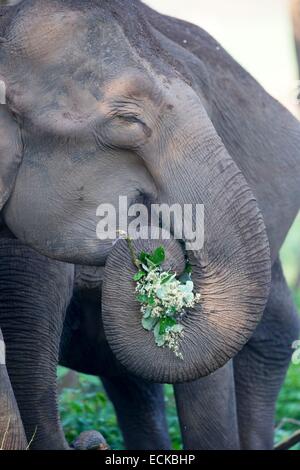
[174, 361, 240, 450]
[0, 239, 74, 450]
[101, 374, 171, 450]
[60, 281, 171, 451]
[234, 259, 300, 450]
[0, 328, 27, 450]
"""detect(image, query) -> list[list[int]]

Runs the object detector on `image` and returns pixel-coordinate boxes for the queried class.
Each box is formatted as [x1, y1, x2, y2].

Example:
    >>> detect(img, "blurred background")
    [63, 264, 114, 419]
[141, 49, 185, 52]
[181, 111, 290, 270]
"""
[58, 0, 300, 449]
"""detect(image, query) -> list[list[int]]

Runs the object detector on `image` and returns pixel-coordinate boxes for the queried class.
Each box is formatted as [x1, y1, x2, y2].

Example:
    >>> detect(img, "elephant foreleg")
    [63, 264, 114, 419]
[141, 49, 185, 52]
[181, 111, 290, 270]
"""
[174, 361, 240, 450]
[0, 329, 27, 450]
[234, 259, 300, 450]
[60, 282, 171, 451]
[0, 239, 74, 450]
[101, 374, 171, 450]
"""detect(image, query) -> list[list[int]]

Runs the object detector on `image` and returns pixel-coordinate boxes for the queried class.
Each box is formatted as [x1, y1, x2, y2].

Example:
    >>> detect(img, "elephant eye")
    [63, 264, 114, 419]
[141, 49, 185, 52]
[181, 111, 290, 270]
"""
[102, 111, 152, 148]
[115, 114, 143, 125]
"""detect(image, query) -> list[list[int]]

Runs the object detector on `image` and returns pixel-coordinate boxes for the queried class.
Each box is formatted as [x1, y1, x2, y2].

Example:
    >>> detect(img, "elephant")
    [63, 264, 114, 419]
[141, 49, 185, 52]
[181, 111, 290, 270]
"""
[0, 0, 299, 450]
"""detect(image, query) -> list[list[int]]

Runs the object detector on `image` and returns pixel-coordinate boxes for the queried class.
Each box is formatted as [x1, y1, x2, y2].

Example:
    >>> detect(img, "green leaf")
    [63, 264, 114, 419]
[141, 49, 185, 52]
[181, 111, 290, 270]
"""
[136, 294, 148, 303]
[160, 273, 175, 284]
[148, 295, 156, 306]
[179, 281, 194, 294]
[184, 281, 194, 292]
[149, 246, 165, 266]
[156, 286, 166, 300]
[168, 306, 178, 316]
[136, 294, 155, 306]
[155, 335, 166, 347]
[170, 324, 184, 334]
[159, 317, 177, 335]
[139, 251, 149, 264]
[142, 316, 158, 331]
[178, 272, 192, 284]
[143, 306, 152, 318]
[138, 246, 165, 269]
[183, 292, 194, 304]
[185, 262, 192, 274]
[133, 271, 146, 281]
[154, 322, 166, 346]
[154, 321, 162, 339]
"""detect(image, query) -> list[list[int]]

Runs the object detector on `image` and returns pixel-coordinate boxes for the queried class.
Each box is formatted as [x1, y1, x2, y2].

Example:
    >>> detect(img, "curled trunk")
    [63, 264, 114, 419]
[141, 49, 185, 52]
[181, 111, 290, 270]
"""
[102, 86, 271, 383]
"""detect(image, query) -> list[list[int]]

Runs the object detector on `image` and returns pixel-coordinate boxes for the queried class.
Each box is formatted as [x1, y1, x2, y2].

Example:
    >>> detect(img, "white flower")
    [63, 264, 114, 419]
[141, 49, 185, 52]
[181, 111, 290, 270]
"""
[135, 260, 201, 359]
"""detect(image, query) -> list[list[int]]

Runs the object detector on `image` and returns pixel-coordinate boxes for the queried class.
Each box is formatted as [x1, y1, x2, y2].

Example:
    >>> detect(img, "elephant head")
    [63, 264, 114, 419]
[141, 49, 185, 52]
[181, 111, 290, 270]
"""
[0, 0, 271, 383]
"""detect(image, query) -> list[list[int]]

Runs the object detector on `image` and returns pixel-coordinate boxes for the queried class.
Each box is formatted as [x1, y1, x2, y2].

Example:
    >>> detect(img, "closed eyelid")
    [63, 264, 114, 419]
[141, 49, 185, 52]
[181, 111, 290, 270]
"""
[105, 107, 141, 121]
[110, 100, 142, 112]
[104, 98, 144, 121]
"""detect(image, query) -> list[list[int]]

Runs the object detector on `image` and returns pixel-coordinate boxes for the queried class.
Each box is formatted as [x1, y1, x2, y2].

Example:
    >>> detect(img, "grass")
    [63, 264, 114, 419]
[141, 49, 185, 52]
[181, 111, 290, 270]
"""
[59, 371, 181, 450]
[58, 215, 300, 450]
[59, 371, 124, 449]
[275, 214, 300, 450]
[275, 364, 300, 450]
[59, 366, 300, 450]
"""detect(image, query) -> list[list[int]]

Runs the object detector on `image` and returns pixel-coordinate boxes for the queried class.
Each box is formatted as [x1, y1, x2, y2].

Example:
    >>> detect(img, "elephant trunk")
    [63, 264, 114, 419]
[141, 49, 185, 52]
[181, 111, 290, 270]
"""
[0, 329, 28, 450]
[102, 88, 271, 384]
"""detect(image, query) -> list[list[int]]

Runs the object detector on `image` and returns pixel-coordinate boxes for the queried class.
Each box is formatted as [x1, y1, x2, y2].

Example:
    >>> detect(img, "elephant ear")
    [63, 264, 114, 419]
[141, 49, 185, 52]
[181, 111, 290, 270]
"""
[0, 102, 23, 210]
[0, 7, 23, 211]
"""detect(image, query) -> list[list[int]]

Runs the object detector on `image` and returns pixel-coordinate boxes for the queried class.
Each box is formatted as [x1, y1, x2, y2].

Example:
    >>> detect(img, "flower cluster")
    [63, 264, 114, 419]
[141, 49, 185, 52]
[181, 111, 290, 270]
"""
[132, 246, 201, 359]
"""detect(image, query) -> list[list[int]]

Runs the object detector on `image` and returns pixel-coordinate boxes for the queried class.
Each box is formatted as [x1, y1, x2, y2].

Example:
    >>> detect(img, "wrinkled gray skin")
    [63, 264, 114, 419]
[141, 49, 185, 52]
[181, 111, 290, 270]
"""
[0, 0, 299, 450]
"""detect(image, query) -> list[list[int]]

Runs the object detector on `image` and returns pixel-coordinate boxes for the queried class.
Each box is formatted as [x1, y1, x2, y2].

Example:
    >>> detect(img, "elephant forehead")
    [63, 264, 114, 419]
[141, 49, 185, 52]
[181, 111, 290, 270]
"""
[7, 6, 86, 61]
[4, 4, 146, 81]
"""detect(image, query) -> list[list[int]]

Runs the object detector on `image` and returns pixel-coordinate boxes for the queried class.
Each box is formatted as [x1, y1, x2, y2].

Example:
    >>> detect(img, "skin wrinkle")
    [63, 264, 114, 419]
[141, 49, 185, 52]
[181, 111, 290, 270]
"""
[0, 240, 73, 449]
[0, 327, 27, 450]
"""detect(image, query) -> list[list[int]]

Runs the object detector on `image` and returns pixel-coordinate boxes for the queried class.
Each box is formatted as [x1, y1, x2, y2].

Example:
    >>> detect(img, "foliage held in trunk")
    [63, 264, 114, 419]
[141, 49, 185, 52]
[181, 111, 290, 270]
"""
[124, 237, 201, 359]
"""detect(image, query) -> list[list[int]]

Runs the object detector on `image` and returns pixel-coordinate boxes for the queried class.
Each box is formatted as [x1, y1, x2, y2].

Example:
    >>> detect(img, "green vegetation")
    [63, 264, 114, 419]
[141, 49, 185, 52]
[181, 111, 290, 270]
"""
[275, 364, 300, 450]
[59, 370, 181, 450]
[275, 214, 300, 450]
[59, 370, 124, 449]
[58, 215, 300, 450]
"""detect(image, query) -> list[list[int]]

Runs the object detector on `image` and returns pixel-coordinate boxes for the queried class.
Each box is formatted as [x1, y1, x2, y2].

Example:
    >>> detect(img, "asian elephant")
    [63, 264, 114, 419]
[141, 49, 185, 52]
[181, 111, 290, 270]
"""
[0, 0, 299, 450]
